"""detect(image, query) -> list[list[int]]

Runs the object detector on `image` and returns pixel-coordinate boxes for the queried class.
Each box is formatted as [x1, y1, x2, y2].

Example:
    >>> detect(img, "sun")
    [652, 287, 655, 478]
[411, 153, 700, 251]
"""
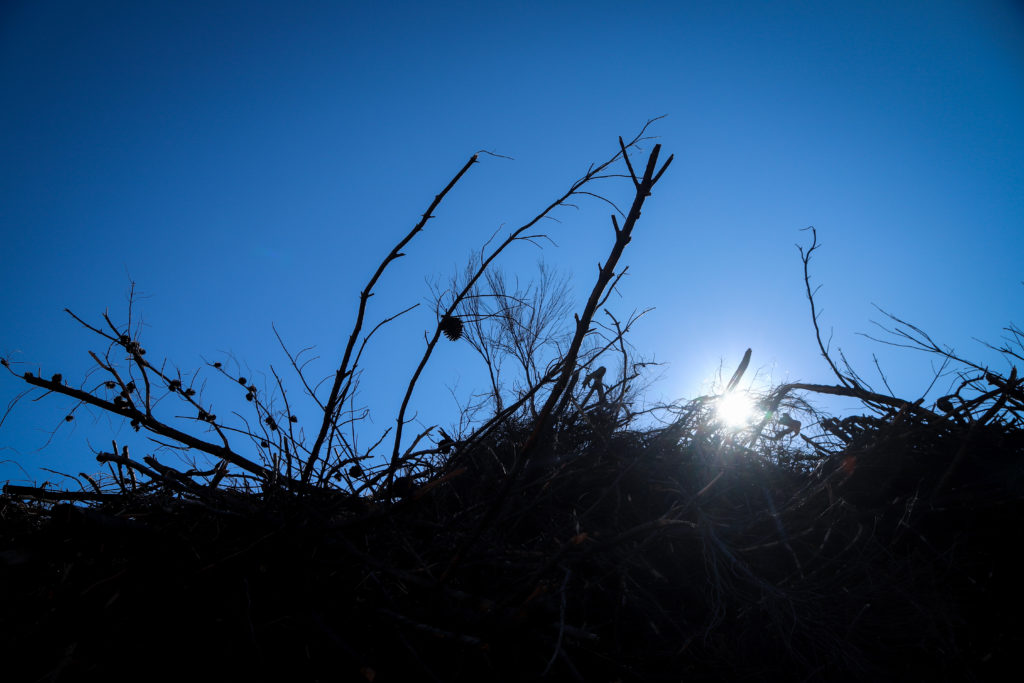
[716, 391, 757, 429]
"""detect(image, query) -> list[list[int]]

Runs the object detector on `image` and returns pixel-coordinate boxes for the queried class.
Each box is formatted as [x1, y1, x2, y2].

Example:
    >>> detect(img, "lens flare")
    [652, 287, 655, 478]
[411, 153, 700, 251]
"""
[717, 391, 756, 429]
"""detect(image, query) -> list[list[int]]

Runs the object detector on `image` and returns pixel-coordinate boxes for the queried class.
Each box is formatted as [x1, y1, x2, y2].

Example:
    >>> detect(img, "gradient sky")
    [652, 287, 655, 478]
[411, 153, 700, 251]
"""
[2, 0, 1022, 486]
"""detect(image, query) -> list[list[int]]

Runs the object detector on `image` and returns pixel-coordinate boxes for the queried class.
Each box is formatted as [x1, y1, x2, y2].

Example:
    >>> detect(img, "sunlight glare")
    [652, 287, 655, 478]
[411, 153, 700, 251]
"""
[717, 391, 756, 429]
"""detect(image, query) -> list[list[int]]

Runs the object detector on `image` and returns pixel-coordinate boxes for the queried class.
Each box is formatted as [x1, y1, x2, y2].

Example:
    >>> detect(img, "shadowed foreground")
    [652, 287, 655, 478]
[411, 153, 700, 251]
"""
[2, 391, 1021, 682]
[2, 132, 1020, 680]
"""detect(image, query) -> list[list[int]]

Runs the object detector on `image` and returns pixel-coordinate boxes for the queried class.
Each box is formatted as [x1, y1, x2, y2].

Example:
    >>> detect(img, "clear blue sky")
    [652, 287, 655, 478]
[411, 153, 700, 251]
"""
[2, 0, 1022, 486]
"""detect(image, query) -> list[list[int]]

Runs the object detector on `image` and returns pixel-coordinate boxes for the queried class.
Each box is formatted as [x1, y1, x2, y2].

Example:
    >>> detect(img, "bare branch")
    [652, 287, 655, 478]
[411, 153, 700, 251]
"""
[304, 154, 480, 483]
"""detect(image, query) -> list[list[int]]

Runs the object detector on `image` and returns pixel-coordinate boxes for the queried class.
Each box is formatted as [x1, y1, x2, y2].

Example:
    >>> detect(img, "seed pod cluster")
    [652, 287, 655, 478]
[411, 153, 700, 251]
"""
[439, 314, 464, 341]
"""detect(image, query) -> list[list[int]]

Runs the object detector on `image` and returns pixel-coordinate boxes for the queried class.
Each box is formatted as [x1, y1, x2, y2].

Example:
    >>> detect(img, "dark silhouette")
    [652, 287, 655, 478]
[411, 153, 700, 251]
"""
[1, 124, 1021, 682]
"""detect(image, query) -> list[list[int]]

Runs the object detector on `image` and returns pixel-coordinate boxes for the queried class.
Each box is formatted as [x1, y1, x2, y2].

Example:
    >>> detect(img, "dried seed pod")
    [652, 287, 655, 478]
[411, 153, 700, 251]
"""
[439, 314, 464, 341]
[51, 373, 62, 384]
[238, 377, 247, 385]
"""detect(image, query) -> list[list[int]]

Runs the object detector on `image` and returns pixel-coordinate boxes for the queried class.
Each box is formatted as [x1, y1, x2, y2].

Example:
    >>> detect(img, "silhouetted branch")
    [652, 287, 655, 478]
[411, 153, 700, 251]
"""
[18, 371, 270, 479]
[304, 154, 480, 484]
[384, 122, 666, 495]
[442, 137, 673, 578]
[798, 227, 856, 389]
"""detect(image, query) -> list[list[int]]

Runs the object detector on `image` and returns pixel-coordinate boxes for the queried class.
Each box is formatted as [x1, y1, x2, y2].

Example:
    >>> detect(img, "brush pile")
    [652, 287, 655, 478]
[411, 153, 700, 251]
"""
[2, 130, 1021, 681]
[2, 365, 1022, 682]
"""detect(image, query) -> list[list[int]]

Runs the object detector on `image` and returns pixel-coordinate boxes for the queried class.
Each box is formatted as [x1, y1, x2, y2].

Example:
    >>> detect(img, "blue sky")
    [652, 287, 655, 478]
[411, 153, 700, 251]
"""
[2, 0, 1022, 486]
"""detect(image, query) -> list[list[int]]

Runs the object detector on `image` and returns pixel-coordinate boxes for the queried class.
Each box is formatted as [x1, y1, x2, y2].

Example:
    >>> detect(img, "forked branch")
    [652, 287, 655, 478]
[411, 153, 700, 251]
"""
[441, 139, 673, 578]
[303, 154, 479, 484]
[381, 122, 665, 494]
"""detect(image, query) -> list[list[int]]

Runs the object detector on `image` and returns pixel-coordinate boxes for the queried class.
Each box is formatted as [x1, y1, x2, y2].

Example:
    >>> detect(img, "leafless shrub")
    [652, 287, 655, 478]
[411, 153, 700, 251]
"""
[1, 119, 673, 506]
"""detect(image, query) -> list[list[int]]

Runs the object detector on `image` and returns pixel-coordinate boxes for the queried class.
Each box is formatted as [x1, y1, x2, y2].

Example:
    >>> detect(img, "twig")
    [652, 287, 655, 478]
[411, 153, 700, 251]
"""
[304, 154, 480, 484]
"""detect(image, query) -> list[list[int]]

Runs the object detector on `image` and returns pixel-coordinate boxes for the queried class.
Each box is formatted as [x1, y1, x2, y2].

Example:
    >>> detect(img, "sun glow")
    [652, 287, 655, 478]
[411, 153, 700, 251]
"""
[716, 391, 757, 429]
